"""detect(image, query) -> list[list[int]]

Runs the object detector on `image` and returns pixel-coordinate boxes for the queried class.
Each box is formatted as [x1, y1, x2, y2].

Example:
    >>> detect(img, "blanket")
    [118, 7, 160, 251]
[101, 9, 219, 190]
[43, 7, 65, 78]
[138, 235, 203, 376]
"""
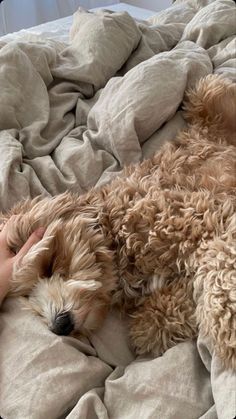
[0, 1, 235, 418]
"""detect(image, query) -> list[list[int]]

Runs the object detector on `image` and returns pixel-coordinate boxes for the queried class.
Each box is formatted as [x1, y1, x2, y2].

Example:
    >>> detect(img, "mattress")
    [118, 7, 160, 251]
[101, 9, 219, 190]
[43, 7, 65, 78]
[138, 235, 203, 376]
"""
[1, 2, 155, 43]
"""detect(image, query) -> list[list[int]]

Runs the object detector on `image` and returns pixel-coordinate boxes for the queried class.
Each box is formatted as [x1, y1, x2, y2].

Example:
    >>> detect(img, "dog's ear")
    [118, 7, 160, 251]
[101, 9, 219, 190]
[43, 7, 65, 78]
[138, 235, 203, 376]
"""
[11, 234, 55, 295]
[10, 220, 62, 296]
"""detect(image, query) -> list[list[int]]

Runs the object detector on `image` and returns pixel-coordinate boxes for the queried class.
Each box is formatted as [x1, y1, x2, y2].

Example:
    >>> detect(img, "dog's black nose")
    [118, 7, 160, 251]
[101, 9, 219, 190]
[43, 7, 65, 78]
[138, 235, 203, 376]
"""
[51, 312, 74, 336]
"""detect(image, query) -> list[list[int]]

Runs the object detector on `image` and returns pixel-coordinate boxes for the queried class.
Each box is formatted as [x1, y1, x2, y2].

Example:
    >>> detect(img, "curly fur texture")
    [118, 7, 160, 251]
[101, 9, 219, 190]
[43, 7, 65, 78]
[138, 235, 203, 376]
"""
[1, 75, 236, 368]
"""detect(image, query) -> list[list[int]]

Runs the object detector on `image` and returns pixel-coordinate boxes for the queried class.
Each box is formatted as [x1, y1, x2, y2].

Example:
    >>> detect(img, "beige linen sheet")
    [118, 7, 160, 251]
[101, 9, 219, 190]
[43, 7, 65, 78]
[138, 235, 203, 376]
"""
[0, 1, 235, 418]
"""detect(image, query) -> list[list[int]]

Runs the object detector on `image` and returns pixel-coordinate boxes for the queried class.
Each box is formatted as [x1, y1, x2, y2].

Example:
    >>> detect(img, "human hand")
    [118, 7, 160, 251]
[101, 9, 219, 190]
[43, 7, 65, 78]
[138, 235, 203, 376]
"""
[0, 219, 45, 305]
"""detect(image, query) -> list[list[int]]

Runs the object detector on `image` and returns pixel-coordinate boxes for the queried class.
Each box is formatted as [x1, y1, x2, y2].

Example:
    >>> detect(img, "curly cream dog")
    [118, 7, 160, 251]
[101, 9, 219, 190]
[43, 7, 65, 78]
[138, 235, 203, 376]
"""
[1, 75, 236, 369]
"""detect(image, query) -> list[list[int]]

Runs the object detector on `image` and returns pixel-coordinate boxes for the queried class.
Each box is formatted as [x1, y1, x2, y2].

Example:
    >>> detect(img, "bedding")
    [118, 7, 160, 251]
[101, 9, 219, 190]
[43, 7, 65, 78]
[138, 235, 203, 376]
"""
[0, 3, 155, 43]
[0, 1, 236, 418]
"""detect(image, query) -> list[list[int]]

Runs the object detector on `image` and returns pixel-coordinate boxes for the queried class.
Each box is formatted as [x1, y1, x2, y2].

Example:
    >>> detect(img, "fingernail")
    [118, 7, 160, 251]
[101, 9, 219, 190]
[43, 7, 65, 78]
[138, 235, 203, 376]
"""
[35, 227, 46, 239]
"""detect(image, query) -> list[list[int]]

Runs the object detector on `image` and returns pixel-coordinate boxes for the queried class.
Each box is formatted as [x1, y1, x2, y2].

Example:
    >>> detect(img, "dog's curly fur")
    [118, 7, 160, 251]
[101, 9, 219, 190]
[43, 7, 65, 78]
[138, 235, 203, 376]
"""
[1, 75, 236, 369]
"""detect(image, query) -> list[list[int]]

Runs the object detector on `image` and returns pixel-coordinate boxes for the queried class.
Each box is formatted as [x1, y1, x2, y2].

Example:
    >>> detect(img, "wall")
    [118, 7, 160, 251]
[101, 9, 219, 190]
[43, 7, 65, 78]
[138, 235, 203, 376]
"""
[125, 0, 172, 11]
[0, 0, 119, 35]
[0, 1, 173, 36]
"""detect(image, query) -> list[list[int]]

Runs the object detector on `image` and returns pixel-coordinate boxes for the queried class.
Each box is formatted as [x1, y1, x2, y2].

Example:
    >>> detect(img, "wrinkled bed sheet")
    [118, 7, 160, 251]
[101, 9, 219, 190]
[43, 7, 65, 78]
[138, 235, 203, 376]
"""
[0, 1, 236, 418]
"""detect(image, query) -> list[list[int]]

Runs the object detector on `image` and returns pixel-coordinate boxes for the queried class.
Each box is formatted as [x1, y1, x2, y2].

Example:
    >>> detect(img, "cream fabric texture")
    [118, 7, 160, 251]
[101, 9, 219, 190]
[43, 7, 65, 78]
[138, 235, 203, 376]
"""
[0, 1, 236, 418]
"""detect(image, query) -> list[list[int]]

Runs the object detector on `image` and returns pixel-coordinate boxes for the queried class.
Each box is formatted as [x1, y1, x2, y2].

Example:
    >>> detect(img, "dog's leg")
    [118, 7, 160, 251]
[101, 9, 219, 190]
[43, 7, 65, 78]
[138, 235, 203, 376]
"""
[184, 74, 236, 145]
[193, 217, 236, 370]
[129, 277, 197, 356]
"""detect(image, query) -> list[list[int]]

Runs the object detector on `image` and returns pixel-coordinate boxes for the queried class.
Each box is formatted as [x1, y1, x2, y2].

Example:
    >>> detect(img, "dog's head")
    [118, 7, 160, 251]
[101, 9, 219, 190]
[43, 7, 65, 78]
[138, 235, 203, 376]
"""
[2, 194, 117, 336]
[27, 271, 112, 337]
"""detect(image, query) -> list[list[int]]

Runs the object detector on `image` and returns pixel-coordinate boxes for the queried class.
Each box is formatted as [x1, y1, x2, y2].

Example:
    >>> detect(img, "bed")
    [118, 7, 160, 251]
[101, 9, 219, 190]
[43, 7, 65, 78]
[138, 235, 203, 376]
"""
[0, 1, 235, 418]
[0, 3, 156, 42]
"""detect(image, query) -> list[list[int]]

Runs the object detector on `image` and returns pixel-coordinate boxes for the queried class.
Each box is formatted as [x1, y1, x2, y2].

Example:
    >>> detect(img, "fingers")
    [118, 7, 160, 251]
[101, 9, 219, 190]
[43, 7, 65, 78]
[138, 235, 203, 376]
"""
[16, 227, 46, 259]
[0, 215, 46, 260]
[0, 218, 17, 256]
[0, 216, 16, 242]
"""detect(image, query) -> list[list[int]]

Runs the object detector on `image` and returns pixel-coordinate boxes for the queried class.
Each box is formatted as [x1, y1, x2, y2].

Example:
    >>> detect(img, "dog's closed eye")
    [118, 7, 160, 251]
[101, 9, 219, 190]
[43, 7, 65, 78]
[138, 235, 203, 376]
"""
[66, 279, 102, 291]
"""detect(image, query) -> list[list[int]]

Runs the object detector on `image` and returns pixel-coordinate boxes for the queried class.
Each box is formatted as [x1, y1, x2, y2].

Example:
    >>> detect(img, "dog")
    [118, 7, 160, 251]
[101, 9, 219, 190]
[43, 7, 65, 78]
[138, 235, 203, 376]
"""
[1, 75, 236, 369]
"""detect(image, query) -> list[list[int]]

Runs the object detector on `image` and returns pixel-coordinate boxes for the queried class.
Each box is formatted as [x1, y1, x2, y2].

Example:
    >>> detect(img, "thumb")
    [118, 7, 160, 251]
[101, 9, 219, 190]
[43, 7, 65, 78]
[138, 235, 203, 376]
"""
[16, 227, 46, 259]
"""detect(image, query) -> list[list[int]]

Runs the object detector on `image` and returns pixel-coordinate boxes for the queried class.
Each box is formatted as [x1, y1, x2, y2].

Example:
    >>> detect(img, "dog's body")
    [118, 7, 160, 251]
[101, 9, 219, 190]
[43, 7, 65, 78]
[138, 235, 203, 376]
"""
[2, 75, 236, 368]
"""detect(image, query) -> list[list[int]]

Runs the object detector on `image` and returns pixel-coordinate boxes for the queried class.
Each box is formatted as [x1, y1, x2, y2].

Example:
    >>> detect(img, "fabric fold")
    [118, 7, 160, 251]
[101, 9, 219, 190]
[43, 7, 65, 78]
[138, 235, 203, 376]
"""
[0, 1, 235, 417]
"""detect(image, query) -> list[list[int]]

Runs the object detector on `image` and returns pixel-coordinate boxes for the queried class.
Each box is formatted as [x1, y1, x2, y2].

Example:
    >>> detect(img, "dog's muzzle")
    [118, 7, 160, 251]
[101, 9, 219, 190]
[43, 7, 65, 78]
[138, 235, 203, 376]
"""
[50, 312, 74, 336]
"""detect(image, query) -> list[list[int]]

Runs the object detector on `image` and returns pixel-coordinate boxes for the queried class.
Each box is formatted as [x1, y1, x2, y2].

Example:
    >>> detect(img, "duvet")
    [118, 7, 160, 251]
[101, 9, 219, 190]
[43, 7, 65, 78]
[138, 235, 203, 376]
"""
[0, 0, 235, 418]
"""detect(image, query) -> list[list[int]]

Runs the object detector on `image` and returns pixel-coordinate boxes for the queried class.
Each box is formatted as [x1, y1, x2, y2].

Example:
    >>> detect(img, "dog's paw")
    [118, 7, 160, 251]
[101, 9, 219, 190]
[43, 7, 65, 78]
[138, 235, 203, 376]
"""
[129, 279, 197, 356]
